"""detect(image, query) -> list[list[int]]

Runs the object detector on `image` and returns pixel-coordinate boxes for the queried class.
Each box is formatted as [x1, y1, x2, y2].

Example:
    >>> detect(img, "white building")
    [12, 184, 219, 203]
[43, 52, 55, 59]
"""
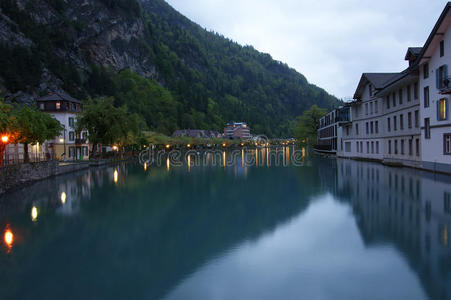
[418, 3, 451, 173]
[317, 106, 351, 155]
[37, 92, 90, 160]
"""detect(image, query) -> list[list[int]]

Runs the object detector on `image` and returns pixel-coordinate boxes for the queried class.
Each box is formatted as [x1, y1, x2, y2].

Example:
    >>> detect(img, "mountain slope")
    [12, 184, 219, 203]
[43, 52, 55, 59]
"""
[0, 0, 340, 137]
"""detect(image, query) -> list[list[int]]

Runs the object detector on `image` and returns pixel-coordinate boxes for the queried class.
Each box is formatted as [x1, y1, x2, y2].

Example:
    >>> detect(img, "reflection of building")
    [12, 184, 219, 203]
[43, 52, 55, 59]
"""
[172, 129, 221, 139]
[37, 92, 89, 160]
[317, 106, 351, 154]
[224, 122, 251, 140]
[329, 158, 451, 300]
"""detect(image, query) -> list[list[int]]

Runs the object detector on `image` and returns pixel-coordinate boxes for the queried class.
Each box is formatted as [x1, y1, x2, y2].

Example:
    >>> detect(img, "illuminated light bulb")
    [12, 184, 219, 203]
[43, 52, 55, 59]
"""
[187, 144, 191, 148]
[61, 192, 67, 204]
[165, 144, 170, 149]
[1, 135, 8, 143]
[31, 206, 38, 221]
[113, 170, 118, 183]
[112, 145, 118, 151]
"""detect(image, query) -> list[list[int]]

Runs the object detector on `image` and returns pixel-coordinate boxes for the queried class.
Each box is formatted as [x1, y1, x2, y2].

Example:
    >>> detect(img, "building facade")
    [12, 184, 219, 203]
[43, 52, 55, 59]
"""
[326, 3, 451, 174]
[418, 3, 451, 173]
[317, 106, 351, 154]
[224, 122, 251, 140]
[37, 92, 90, 160]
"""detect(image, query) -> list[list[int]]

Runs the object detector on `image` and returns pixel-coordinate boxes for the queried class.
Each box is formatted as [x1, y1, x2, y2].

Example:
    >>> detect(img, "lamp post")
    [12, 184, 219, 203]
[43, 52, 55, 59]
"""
[0, 134, 9, 166]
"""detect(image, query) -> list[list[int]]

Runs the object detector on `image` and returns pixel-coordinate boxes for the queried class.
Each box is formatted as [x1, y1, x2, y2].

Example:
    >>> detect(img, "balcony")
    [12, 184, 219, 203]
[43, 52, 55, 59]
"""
[75, 138, 88, 144]
[439, 76, 451, 94]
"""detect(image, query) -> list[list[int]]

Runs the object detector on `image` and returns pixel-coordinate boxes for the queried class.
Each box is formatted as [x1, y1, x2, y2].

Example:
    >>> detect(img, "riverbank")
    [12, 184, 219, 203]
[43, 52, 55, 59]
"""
[0, 159, 133, 195]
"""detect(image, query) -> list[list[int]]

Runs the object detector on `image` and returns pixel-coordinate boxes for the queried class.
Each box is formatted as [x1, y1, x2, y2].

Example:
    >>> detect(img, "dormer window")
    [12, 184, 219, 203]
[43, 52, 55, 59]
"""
[56, 102, 61, 110]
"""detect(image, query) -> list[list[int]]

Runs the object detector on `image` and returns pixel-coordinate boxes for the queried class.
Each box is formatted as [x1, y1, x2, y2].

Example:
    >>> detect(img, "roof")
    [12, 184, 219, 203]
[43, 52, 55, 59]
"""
[353, 73, 398, 100]
[37, 92, 81, 103]
[404, 47, 423, 61]
[417, 2, 451, 65]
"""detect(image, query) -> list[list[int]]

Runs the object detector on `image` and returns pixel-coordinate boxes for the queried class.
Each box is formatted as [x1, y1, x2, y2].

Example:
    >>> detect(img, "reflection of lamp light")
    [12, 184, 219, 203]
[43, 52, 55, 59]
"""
[166, 158, 170, 171]
[144, 162, 147, 171]
[61, 192, 67, 204]
[31, 206, 38, 221]
[1, 135, 8, 143]
[114, 169, 118, 183]
[4, 229, 13, 248]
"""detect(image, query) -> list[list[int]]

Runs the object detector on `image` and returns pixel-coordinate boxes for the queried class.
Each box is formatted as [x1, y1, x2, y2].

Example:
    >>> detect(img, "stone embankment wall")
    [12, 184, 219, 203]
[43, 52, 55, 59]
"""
[0, 161, 90, 194]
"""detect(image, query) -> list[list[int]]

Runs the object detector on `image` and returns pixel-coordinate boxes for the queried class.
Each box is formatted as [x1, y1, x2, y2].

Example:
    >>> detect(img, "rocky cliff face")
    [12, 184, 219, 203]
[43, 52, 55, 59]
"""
[0, 0, 157, 102]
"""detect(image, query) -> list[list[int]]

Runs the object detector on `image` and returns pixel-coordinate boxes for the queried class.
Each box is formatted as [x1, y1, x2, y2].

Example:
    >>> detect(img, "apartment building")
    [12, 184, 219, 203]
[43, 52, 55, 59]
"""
[317, 106, 351, 154]
[224, 122, 251, 140]
[326, 2, 451, 173]
[418, 3, 451, 173]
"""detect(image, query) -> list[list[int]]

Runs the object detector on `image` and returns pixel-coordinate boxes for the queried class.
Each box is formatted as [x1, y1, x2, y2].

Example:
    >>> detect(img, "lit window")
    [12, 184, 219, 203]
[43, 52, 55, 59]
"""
[56, 102, 61, 110]
[439, 98, 448, 121]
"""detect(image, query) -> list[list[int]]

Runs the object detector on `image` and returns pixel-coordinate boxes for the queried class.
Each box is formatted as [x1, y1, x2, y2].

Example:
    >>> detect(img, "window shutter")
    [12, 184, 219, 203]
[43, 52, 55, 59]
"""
[436, 68, 440, 89]
[437, 100, 440, 120]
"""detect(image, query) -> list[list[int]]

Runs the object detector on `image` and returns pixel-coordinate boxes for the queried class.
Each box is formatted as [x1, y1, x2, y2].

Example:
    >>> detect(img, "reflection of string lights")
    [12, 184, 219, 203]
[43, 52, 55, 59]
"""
[166, 158, 170, 171]
[61, 192, 67, 205]
[31, 206, 38, 221]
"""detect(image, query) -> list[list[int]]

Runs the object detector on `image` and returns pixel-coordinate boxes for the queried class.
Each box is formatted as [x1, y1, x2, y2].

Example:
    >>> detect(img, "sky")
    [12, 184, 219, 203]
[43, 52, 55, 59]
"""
[165, 0, 447, 99]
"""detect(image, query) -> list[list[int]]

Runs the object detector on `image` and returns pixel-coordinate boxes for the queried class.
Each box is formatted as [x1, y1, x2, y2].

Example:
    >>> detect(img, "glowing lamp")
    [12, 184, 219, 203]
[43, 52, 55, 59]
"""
[112, 145, 118, 151]
[222, 143, 226, 147]
[166, 144, 170, 149]
[187, 144, 191, 148]
[31, 206, 38, 221]
[1, 135, 8, 143]
[61, 192, 67, 204]
[4, 229, 13, 248]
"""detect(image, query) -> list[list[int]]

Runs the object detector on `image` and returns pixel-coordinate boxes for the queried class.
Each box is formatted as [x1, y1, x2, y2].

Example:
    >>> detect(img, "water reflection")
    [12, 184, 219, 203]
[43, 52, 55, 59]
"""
[0, 157, 450, 299]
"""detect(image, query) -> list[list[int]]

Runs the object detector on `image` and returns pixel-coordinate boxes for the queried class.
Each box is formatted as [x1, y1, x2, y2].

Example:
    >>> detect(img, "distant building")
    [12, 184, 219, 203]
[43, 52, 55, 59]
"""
[316, 106, 351, 154]
[224, 122, 251, 140]
[172, 129, 222, 139]
[37, 92, 90, 160]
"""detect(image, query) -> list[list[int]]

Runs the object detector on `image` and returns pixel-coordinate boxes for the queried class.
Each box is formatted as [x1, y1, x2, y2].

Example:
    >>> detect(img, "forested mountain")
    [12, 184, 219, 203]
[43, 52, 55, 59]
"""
[0, 0, 341, 137]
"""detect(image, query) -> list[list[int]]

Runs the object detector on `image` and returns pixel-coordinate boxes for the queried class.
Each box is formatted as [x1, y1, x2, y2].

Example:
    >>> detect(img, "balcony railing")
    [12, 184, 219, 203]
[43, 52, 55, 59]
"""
[439, 76, 451, 94]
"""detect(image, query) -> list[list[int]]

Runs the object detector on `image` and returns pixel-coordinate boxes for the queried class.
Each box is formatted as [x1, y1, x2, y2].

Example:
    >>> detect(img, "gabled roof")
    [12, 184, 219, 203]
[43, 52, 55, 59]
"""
[37, 92, 81, 103]
[353, 73, 398, 100]
[417, 2, 451, 65]
[404, 47, 422, 61]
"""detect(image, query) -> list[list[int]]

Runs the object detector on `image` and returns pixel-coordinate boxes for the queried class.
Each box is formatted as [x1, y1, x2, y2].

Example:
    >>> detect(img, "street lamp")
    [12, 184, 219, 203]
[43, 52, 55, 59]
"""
[1, 135, 8, 143]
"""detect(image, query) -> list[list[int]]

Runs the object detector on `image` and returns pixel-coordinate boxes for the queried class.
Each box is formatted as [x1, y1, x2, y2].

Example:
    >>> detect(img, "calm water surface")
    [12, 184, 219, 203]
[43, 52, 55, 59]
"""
[0, 150, 450, 300]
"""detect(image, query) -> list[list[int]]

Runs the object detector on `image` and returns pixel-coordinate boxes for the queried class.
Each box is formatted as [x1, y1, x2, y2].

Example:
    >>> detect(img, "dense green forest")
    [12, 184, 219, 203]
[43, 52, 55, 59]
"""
[0, 0, 341, 137]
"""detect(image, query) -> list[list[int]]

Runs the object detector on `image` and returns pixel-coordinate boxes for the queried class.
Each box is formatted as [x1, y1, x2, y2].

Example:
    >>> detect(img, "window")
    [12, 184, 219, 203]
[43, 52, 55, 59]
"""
[387, 117, 391, 132]
[415, 110, 419, 128]
[69, 131, 75, 141]
[367, 142, 369, 154]
[356, 142, 359, 153]
[388, 140, 392, 154]
[374, 100, 378, 113]
[400, 114, 404, 130]
[408, 112, 412, 128]
[394, 116, 397, 131]
[346, 127, 350, 136]
[365, 103, 368, 115]
[360, 142, 363, 153]
[416, 139, 420, 156]
[401, 140, 405, 155]
[69, 117, 74, 127]
[371, 141, 374, 154]
[414, 82, 419, 99]
[39, 103, 44, 110]
[375, 121, 379, 134]
[355, 123, 359, 135]
[440, 40, 444, 57]
[376, 141, 379, 154]
[444, 134, 451, 155]
[56, 102, 61, 110]
[366, 122, 369, 134]
[437, 65, 448, 89]
[424, 86, 430, 107]
[69, 147, 75, 158]
[407, 85, 411, 102]
[345, 142, 351, 152]
[82, 146, 89, 156]
[424, 63, 429, 79]
[438, 98, 448, 120]
[370, 121, 374, 134]
[386, 96, 390, 109]
[370, 102, 373, 114]
[394, 140, 398, 154]
[425, 118, 431, 139]
[399, 89, 403, 105]
[409, 139, 413, 156]
[392, 93, 396, 107]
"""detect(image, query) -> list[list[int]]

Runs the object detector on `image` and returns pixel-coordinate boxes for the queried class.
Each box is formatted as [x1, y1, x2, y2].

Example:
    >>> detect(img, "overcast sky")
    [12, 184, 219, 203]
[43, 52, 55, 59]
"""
[165, 0, 447, 99]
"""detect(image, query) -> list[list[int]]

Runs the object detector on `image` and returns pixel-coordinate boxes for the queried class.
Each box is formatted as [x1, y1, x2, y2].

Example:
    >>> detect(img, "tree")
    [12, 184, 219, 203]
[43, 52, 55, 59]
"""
[12, 105, 62, 163]
[294, 105, 327, 145]
[0, 101, 14, 166]
[76, 97, 146, 158]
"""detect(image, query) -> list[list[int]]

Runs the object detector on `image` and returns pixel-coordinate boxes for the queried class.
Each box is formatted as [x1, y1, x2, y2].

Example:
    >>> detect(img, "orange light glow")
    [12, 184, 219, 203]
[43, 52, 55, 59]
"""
[114, 169, 118, 183]
[4, 229, 13, 249]
[112, 145, 118, 151]
[61, 192, 67, 204]
[222, 143, 226, 147]
[166, 144, 171, 149]
[1, 135, 8, 143]
[187, 144, 191, 148]
[144, 162, 147, 171]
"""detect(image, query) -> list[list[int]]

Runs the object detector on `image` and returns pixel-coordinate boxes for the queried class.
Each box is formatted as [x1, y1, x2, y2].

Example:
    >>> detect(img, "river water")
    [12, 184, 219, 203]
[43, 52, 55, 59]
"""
[0, 149, 450, 299]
